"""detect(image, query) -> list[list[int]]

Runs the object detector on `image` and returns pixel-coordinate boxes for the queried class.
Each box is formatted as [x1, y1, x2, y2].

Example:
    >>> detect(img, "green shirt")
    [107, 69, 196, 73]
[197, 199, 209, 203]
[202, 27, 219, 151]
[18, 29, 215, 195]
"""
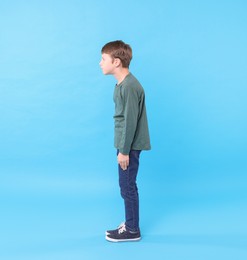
[113, 73, 151, 154]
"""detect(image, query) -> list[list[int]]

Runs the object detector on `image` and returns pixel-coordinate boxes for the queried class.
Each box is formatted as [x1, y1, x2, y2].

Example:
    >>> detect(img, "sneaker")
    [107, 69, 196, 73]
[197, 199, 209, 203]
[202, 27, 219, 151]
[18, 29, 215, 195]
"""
[105, 224, 141, 242]
[105, 222, 125, 236]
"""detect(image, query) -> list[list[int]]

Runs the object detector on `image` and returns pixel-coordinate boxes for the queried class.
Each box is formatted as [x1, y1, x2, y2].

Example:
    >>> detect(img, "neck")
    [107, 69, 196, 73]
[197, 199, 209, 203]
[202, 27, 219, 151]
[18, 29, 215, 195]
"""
[114, 68, 130, 84]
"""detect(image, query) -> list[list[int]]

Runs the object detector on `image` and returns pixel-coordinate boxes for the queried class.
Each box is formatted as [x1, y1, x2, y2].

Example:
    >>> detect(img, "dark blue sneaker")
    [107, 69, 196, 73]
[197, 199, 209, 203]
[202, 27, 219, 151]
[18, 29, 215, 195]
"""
[105, 224, 141, 242]
[105, 222, 125, 236]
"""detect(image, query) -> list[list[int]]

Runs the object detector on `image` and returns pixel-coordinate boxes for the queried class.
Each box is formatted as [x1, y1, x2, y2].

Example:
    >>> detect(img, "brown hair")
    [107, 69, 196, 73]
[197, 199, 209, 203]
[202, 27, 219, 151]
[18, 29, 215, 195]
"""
[101, 40, 132, 68]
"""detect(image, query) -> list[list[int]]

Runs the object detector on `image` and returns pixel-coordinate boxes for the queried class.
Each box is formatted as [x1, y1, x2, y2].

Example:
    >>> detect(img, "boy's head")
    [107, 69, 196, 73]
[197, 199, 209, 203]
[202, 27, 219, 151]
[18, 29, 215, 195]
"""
[101, 40, 132, 68]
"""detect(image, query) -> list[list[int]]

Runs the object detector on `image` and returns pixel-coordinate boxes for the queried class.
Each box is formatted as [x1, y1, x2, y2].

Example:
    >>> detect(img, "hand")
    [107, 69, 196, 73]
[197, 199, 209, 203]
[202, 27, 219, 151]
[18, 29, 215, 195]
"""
[117, 153, 129, 171]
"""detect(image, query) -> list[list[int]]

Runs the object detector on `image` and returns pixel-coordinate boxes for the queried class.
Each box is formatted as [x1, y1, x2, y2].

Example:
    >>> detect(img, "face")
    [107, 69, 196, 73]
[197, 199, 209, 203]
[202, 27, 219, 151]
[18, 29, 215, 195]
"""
[99, 53, 116, 75]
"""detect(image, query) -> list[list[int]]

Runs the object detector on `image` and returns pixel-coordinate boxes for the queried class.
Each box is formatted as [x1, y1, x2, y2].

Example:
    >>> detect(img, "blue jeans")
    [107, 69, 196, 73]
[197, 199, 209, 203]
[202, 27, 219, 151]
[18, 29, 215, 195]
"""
[118, 150, 141, 232]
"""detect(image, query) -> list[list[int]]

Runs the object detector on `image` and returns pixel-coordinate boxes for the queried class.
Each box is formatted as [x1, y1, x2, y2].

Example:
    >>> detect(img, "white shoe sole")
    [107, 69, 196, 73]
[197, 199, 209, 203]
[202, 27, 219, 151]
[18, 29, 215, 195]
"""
[105, 235, 141, 242]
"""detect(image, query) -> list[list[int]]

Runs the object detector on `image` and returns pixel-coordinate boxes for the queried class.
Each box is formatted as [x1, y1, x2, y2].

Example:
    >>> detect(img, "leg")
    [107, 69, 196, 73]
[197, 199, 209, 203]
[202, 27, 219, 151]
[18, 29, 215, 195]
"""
[118, 150, 141, 232]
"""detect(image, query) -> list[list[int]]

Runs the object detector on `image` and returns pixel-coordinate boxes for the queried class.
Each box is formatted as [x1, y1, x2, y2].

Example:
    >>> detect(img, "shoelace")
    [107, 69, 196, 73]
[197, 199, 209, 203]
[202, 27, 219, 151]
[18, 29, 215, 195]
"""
[117, 222, 125, 229]
[118, 224, 127, 234]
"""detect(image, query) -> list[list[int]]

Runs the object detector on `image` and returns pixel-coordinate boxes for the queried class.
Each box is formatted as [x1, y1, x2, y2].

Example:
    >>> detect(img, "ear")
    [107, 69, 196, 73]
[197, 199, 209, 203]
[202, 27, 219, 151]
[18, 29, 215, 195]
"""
[113, 58, 121, 67]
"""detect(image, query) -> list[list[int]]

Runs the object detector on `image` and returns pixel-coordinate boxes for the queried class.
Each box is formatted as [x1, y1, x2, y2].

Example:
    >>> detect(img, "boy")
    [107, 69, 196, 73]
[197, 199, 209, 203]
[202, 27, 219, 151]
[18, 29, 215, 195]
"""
[99, 40, 151, 242]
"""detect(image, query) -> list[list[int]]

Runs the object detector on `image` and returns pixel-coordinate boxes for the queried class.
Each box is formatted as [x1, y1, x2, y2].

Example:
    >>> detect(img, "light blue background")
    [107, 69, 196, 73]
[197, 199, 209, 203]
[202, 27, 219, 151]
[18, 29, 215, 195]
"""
[0, 0, 246, 259]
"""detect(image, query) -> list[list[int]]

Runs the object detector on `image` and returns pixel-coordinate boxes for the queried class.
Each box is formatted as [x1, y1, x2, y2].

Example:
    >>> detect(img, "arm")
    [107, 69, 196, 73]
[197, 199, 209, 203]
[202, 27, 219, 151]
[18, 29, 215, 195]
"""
[119, 86, 139, 154]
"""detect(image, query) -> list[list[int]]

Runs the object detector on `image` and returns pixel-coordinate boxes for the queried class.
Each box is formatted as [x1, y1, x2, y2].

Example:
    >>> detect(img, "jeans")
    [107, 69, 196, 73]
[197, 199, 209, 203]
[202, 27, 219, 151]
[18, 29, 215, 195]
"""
[118, 150, 141, 232]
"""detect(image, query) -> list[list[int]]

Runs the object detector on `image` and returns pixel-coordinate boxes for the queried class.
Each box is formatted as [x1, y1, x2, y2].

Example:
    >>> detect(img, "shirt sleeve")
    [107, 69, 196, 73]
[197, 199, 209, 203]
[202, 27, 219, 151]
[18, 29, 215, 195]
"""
[119, 86, 139, 154]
